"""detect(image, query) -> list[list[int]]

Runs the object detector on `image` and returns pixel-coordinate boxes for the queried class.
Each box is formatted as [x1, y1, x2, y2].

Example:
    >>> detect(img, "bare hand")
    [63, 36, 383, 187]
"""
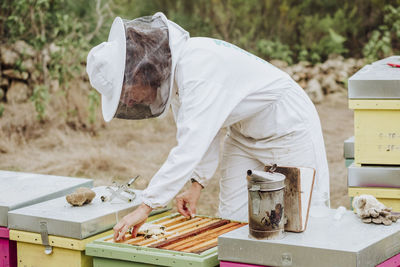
[176, 181, 202, 218]
[113, 203, 152, 242]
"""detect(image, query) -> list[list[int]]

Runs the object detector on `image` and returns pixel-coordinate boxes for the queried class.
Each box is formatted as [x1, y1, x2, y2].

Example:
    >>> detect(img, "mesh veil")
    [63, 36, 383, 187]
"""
[114, 16, 172, 120]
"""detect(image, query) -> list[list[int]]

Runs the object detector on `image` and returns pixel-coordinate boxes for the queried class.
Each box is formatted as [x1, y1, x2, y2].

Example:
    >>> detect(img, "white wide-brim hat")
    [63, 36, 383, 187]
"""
[86, 17, 126, 122]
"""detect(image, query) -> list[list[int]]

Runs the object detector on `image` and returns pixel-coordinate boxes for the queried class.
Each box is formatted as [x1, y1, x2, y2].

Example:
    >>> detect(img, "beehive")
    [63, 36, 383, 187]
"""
[86, 214, 247, 267]
[218, 209, 400, 267]
[0, 170, 93, 267]
[8, 186, 169, 267]
[348, 56, 400, 165]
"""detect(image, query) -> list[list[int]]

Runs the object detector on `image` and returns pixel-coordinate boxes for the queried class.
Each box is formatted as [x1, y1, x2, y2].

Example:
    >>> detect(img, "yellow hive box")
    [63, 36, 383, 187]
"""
[9, 211, 170, 267]
[349, 100, 400, 165]
[348, 187, 400, 212]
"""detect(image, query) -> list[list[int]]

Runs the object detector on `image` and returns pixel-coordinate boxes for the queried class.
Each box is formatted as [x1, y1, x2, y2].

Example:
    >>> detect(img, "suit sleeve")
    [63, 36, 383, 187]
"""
[141, 79, 236, 208]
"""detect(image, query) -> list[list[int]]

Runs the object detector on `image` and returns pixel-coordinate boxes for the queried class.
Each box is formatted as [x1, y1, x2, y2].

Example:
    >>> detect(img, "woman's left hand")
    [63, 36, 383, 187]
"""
[175, 180, 203, 218]
[113, 203, 153, 241]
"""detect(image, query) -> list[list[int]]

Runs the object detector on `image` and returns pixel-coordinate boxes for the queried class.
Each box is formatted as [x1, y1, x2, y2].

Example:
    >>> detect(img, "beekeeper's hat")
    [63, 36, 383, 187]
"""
[86, 17, 126, 122]
[86, 14, 172, 122]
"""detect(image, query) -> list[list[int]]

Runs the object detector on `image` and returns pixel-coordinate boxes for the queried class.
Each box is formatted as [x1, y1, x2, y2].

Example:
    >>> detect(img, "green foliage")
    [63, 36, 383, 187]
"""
[1, 0, 400, 128]
[30, 85, 49, 121]
[256, 39, 293, 64]
[112, 0, 398, 63]
[363, 5, 400, 62]
[0, 0, 109, 124]
[88, 89, 100, 125]
[0, 104, 4, 118]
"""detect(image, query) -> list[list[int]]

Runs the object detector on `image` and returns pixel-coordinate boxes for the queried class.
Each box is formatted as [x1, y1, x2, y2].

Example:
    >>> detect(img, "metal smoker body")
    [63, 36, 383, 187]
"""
[247, 168, 286, 239]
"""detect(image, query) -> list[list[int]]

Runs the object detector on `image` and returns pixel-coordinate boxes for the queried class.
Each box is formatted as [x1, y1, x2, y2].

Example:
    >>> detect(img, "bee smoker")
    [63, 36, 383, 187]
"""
[247, 167, 286, 239]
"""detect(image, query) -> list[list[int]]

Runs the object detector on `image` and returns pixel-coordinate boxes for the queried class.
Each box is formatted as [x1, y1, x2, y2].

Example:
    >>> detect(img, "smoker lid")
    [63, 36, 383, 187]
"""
[247, 170, 285, 191]
[0, 171, 93, 227]
[348, 56, 400, 99]
[8, 186, 143, 239]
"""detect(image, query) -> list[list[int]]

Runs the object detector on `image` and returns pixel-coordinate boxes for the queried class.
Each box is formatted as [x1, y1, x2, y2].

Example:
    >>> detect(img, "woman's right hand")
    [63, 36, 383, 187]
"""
[113, 203, 152, 241]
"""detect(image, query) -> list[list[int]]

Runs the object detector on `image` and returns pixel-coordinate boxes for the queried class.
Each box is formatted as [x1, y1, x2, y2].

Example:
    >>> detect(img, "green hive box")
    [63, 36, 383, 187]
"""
[86, 241, 218, 267]
[85, 214, 236, 267]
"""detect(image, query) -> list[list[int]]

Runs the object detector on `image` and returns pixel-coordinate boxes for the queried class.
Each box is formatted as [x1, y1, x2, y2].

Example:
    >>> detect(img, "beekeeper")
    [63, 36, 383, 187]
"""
[86, 12, 330, 241]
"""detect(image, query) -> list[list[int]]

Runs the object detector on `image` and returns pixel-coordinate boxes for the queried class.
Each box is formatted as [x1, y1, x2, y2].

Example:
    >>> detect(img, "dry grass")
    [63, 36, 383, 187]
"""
[0, 91, 353, 216]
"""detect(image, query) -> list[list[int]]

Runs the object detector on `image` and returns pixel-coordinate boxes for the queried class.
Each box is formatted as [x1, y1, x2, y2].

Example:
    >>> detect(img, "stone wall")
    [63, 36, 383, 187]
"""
[0, 40, 365, 107]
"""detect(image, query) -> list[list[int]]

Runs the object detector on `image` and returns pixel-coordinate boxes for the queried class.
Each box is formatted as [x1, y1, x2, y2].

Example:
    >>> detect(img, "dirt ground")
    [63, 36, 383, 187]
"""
[0, 91, 354, 215]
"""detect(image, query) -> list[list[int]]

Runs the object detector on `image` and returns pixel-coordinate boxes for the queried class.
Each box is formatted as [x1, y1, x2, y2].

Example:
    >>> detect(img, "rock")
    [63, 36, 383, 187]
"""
[270, 59, 288, 69]
[291, 64, 304, 74]
[336, 70, 348, 83]
[292, 74, 300, 82]
[0, 46, 20, 66]
[321, 73, 340, 94]
[298, 61, 312, 67]
[49, 43, 61, 55]
[21, 58, 35, 73]
[309, 66, 321, 77]
[0, 88, 4, 100]
[305, 78, 324, 103]
[50, 79, 60, 93]
[6, 81, 30, 103]
[0, 76, 8, 88]
[299, 80, 307, 89]
[14, 41, 35, 57]
[41, 48, 51, 64]
[3, 69, 29, 80]
[31, 70, 41, 83]
[328, 54, 344, 61]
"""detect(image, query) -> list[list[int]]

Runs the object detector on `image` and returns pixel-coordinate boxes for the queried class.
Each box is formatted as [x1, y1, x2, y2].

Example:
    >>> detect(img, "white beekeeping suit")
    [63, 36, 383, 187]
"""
[87, 12, 330, 222]
[140, 13, 329, 221]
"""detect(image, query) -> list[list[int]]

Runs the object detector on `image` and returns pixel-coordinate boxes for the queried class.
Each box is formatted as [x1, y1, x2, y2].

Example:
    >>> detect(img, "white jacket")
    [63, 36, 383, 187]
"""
[141, 16, 329, 209]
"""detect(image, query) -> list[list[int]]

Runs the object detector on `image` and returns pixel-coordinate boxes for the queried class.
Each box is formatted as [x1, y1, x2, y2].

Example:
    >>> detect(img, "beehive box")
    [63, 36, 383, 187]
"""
[8, 186, 169, 267]
[347, 163, 400, 212]
[0, 170, 93, 267]
[344, 136, 354, 167]
[86, 214, 247, 267]
[218, 209, 400, 267]
[348, 56, 400, 165]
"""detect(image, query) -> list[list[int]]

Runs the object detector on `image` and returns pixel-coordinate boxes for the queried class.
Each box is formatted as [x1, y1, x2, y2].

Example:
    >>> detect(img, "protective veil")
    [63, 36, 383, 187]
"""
[114, 16, 172, 120]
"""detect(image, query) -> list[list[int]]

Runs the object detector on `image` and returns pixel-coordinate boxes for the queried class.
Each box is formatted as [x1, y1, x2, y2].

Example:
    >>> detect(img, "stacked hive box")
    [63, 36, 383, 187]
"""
[86, 214, 247, 267]
[347, 56, 400, 211]
[0, 170, 93, 267]
[7, 186, 169, 267]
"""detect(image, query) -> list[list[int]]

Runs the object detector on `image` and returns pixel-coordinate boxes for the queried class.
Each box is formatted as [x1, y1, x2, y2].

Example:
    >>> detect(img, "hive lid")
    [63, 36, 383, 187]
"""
[0, 170, 93, 227]
[218, 209, 400, 267]
[8, 186, 143, 239]
[348, 56, 400, 99]
[343, 136, 354, 159]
